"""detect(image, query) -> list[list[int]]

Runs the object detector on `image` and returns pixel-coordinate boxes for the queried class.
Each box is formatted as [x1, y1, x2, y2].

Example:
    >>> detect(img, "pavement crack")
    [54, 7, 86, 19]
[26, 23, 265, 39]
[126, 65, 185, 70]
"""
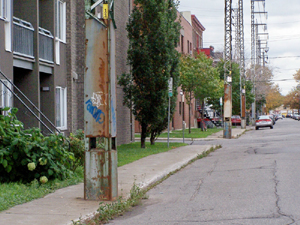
[189, 179, 203, 201]
[190, 160, 218, 201]
[273, 160, 296, 225]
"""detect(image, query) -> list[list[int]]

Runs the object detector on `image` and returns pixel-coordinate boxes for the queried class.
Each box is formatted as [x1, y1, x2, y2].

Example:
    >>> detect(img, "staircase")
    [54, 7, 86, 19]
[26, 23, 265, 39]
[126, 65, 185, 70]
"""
[0, 69, 60, 135]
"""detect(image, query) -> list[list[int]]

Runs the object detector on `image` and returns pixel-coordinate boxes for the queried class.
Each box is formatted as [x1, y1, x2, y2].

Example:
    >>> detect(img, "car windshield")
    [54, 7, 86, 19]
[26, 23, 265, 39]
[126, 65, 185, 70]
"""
[258, 116, 270, 120]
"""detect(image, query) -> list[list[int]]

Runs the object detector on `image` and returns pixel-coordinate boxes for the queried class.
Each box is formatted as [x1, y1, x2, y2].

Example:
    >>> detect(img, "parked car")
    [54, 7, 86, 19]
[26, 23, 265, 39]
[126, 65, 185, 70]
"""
[256, 115, 273, 130]
[295, 114, 300, 121]
[231, 115, 241, 126]
[267, 114, 276, 125]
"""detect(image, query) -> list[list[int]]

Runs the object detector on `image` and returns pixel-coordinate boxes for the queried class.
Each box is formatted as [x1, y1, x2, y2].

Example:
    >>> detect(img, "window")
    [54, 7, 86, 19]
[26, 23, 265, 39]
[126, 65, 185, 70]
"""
[55, 87, 67, 130]
[1, 0, 11, 51]
[0, 80, 12, 115]
[55, 0, 66, 42]
[0, 0, 7, 19]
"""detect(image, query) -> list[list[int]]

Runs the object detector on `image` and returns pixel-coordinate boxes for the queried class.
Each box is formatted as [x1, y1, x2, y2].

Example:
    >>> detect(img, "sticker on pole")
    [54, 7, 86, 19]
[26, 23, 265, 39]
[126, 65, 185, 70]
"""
[168, 78, 173, 97]
[103, 4, 109, 19]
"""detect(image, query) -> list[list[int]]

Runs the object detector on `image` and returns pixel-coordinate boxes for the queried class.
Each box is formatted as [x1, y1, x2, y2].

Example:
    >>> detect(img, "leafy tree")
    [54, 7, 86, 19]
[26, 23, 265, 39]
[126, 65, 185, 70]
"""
[209, 61, 254, 117]
[283, 88, 299, 109]
[293, 69, 300, 82]
[179, 54, 200, 133]
[265, 84, 284, 112]
[192, 53, 223, 130]
[118, 0, 181, 148]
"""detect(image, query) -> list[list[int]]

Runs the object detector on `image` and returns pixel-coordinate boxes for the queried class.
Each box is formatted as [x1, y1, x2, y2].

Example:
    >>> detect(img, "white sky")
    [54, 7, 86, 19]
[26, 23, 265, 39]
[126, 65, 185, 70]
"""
[178, 0, 300, 96]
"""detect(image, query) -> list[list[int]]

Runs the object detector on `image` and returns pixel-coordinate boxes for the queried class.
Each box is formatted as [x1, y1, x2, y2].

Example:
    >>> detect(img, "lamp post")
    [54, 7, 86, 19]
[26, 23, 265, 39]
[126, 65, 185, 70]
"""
[180, 90, 184, 143]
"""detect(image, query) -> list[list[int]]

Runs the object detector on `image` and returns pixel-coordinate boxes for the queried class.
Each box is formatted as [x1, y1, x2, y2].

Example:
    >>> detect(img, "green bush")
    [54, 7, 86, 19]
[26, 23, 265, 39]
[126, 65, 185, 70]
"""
[0, 107, 75, 183]
[66, 129, 85, 171]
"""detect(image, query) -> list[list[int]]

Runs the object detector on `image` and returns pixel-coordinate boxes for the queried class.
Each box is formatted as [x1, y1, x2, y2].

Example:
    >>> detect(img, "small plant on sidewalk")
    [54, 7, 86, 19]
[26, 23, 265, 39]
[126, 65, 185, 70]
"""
[73, 182, 147, 225]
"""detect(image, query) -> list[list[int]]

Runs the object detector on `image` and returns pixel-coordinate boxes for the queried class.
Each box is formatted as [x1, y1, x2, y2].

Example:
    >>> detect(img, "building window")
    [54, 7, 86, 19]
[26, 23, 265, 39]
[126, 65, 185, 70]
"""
[0, 80, 12, 115]
[55, 87, 67, 130]
[0, 0, 7, 19]
[55, 0, 66, 42]
[187, 40, 189, 53]
[1, 0, 11, 52]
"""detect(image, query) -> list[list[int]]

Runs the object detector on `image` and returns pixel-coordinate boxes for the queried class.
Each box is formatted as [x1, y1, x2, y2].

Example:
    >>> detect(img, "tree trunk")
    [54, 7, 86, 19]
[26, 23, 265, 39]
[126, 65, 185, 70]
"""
[201, 100, 205, 131]
[150, 132, 155, 145]
[141, 123, 147, 148]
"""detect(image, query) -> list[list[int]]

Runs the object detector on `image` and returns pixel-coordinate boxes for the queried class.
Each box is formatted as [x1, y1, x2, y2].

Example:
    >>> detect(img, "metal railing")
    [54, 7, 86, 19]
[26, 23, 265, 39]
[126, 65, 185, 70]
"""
[39, 27, 54, 63]
[13, 17, 34, 58]
[0, 69, 61, 135]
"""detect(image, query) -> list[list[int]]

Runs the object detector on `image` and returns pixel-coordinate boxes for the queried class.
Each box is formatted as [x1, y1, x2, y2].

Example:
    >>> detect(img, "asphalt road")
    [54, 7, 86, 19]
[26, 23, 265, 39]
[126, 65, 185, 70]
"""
[111, 118, 300, 225]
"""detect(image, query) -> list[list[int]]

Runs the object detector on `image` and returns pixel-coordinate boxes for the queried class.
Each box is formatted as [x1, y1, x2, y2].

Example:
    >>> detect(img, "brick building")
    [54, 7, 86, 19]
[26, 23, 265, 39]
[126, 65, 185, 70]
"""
[115, 0, 135, 145]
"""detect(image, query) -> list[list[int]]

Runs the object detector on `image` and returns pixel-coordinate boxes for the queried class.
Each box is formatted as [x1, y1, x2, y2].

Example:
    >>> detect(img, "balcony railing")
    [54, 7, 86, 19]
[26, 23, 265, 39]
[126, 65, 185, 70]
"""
[13, 17, 34, 58]
[39, 27, 54, 63]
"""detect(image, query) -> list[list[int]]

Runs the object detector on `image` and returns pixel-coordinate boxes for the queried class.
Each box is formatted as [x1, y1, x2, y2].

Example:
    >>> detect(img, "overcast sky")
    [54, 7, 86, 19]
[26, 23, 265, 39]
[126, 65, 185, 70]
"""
[178, 0, 300, 96]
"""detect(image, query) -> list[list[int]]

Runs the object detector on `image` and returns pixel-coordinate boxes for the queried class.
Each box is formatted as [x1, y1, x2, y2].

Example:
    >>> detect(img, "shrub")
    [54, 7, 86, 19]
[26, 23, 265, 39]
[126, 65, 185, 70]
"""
[66, 129, 85, 171]
[0, 107, 75, 183]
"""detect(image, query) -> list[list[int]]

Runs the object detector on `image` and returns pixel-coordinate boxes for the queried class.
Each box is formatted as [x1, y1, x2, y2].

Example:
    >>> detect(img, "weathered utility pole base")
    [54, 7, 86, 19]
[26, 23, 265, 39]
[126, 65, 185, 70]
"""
[84, 149, 118, 200]
[241, 119, 246, 129]
[84, 4, 118, 201]
[223, 120, 232, 139]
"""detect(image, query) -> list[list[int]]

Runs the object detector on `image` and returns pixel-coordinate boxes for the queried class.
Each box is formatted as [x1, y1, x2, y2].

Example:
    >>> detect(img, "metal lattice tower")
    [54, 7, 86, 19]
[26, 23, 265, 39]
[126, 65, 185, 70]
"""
[233, 8, 239, 62]
[224, 0, 232, 70]
[251, 0, 255, 70]
[223, 0, 232, 139]
[238, 0, 246, 129]
[251, 0, 267, 124]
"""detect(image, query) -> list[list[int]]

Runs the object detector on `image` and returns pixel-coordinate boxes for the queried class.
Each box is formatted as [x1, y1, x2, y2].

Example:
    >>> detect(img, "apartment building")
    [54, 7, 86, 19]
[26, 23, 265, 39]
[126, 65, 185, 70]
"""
[0, 0, 134, 145]
[0, 0, 74, 135]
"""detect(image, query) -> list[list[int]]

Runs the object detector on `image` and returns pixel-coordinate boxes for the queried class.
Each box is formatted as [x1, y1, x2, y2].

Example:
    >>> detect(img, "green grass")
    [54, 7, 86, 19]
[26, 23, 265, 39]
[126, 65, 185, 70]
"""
[135, 127, 222, 139]
[117, 142, 187, 167]
[0, 167, 84, 212]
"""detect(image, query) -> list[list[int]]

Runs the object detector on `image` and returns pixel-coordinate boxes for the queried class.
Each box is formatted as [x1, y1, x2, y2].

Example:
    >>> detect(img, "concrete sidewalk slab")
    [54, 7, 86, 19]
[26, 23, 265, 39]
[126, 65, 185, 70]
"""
[0, 145, 214, 225]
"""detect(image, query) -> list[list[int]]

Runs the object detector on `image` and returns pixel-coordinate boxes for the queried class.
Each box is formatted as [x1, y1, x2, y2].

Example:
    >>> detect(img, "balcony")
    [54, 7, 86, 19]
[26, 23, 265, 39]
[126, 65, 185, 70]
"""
[13, 17, 54, 63]
[39, 27, 54, 63]
[13, 17, 34, 58]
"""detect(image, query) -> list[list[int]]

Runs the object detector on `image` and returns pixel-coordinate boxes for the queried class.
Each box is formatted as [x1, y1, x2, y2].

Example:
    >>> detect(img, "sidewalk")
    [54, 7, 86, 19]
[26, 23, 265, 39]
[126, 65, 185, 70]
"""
[0, 128, 247, 225]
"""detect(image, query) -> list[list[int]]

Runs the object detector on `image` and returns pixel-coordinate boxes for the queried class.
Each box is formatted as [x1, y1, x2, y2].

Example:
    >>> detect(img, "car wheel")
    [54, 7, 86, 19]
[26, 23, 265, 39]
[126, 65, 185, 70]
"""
[270, 126, 273, 129]
[256, 127, 259, 130]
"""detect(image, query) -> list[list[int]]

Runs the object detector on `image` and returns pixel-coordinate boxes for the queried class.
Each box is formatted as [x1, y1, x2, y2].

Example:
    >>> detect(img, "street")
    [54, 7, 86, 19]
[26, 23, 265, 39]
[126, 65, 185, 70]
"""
[110, 118, 300, 225]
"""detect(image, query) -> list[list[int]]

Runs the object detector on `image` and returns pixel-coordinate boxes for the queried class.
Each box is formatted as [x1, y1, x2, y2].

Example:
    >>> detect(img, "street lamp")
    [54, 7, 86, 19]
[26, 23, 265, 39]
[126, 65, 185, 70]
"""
[180, 90, 184, 143]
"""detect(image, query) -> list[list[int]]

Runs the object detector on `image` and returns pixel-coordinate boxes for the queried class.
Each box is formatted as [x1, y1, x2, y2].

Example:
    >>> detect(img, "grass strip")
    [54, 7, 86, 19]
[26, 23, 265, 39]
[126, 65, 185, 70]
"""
[117, 142, 187, 167]
[0, 167, 84, 212]
[135, 127, 222, 139]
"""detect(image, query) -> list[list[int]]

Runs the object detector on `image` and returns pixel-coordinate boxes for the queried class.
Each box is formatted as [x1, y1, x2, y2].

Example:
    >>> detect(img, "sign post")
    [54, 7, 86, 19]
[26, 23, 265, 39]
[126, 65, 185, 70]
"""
[167, 78, 173, 148]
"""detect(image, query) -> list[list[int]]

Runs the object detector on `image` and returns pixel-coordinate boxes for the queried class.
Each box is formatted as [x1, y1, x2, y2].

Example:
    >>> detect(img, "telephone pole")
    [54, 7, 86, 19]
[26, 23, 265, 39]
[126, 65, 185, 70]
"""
[223, 0, 232, 139]
[84, 0, 118, 201]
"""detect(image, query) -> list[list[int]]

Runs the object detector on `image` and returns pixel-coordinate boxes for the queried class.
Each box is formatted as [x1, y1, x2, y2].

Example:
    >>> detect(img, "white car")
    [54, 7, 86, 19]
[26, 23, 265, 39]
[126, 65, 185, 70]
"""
[255, 115, 273, 130]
